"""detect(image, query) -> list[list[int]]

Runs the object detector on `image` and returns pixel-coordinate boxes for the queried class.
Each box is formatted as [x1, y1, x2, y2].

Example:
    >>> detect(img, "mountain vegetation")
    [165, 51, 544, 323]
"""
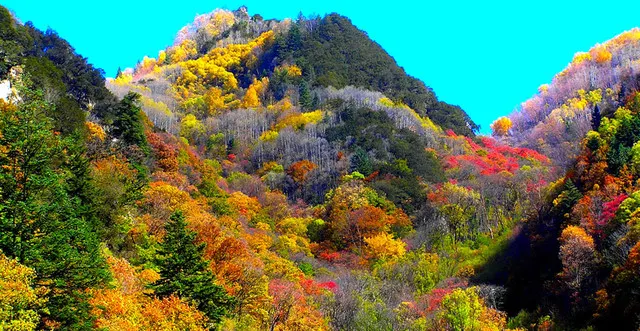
[3, 4, 640, 330]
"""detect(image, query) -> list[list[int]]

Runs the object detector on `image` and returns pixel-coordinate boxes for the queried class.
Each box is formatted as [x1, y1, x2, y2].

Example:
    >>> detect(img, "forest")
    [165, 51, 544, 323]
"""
[2, 4, 640, 330]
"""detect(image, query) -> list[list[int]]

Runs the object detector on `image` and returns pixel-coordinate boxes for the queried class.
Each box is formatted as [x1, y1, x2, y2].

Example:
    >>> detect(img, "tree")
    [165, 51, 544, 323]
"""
[0, 254, 46, 331]
[490, 116, 512, 136]
[439, 288, 484, 330]
[299, 81, 312, 110]
[592, 104, 602, 130]
[0, 86, 109, 328]
[350, 147, 373, 176]
[558, 226, 596, 294]
[112, 92, 149, 152]
[552, 179, 582, 219]
[116, 66, 123, 79]
[363, 232, 406, 261]
[152, 210, 235, 327]
[287, 160, 317, 183]
[180, 114, 205, 144]
[438, 287, 506, 331]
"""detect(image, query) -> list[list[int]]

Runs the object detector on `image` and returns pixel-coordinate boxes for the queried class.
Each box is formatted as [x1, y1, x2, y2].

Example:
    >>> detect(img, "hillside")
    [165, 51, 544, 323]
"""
[503, 29, 640, 168]
[5, 4, 640, 331]
[488, 87, 640, 330]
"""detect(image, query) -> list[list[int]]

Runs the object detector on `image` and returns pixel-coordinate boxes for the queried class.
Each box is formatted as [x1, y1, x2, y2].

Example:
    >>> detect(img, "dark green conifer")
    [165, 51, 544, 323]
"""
[152, 210, 235, 326]
[0, 83, 109, 329]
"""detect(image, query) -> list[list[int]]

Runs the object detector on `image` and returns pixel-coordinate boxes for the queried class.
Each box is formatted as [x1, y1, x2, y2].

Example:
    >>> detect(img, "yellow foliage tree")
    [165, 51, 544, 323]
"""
[490, 116, 512, 136]
[364, 232, 406, 261]
[0, 254, 46, 331]
[180, 114, 205, 143]
[242, 85, 260, 108]
[86, 121, 106, 141]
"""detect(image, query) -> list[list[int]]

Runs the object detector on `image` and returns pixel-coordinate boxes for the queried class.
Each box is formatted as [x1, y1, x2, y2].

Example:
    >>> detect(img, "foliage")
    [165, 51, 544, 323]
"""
[112, 92, 149, 152]
[0, 88, 109, 329]
[273, 14, 478, 135]
[438, 287, 506, 331]
[490, 116, 512, 136]
[152, 211, 235, 326]
[0, 254, 46, 331]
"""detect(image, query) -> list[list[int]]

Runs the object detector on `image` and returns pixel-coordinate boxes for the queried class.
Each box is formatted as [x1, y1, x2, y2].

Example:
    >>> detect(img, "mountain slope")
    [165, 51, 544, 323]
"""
[269, 13, 478, 136]
[504, 29, 640, 168]
[1, 5, 565, 330]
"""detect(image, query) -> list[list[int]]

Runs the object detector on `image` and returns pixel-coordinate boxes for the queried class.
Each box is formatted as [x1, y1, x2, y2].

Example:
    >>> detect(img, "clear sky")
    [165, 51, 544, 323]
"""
[5, 1, 640, 133]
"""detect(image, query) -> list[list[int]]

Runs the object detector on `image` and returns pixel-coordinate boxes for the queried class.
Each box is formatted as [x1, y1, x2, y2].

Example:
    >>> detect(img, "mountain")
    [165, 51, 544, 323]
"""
[477, 29, 640, 330]
[6, 4, 639, 330]
[503, 29, 640, 168]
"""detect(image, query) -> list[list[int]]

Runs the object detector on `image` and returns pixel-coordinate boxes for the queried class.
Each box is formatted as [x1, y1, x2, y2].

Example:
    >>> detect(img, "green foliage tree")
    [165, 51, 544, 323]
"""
[350, 147, 373, 176]
[552, 179, 582, 219]
[152, 210, 235, 326]
[298, 80, 313, 110]
[0, 6, 32, 78]
[112, 92, 149, 152]
[439, 288, 484, 331]
[0, 84, 109, 329]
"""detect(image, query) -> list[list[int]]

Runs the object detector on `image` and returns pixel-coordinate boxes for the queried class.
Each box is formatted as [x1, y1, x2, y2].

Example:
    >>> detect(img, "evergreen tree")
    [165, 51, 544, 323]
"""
[350, 147, 373, 176]
[115, 66, 123, 79]
[552, 179, 582, 219]
[591, 104, 601, 131]
[299, 80, 312, 110]
[112, 91, 149, 152]
[0, 84, 109, 329]
[152, 210, 235, 326]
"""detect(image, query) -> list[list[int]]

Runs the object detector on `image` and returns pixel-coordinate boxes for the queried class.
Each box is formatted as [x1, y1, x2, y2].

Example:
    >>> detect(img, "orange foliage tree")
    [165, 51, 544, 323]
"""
[287, 160, 317, 183]
[90, 256, 208, 330]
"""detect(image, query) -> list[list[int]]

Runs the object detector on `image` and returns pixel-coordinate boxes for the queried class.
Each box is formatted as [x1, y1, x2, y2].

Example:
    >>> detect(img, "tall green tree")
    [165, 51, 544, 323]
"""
[298, 80, 313, 110]
[0, 84, 109, 329]
[152, 210, 235, 327]
[112, 91, 148, 152]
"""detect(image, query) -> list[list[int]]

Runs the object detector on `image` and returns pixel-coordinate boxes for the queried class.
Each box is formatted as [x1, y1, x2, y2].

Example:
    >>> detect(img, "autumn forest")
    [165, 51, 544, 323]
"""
[2, 5, 640, 331]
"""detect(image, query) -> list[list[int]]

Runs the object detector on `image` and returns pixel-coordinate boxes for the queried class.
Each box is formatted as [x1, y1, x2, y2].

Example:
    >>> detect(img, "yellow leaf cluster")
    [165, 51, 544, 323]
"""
[0, 254, 46, 331]
[228, 191, 262, 219]
[259, 130, 279, 142]
[364, 232, 406, 261]
[275, 110, 323, 131]
[490, 116, 512, 136]
[276, 64, 302, 78]
[90, 256, 208, 330]
[179, 114, 205, 141]
[572, 52, 592, 65]
[172, 31, 274, 102]
[378, 97, 395, 108]
[85, 121, 106, 141]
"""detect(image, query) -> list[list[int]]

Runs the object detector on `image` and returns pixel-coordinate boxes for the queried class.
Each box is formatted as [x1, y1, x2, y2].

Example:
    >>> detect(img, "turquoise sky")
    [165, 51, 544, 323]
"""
[6, 1, 640, 133]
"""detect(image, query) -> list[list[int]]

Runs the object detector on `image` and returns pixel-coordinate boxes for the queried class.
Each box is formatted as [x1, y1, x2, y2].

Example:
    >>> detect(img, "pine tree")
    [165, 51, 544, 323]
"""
[112, 92, 148, 152]
[152, 210, 234, 326]
[299, 81, 312, 110]
[0, 83, 109, 328]
[591, 104, 601, 131]
[350, 147, 373, 176]
[116, 66, 123, 79]
[552, 179, 583, 219]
